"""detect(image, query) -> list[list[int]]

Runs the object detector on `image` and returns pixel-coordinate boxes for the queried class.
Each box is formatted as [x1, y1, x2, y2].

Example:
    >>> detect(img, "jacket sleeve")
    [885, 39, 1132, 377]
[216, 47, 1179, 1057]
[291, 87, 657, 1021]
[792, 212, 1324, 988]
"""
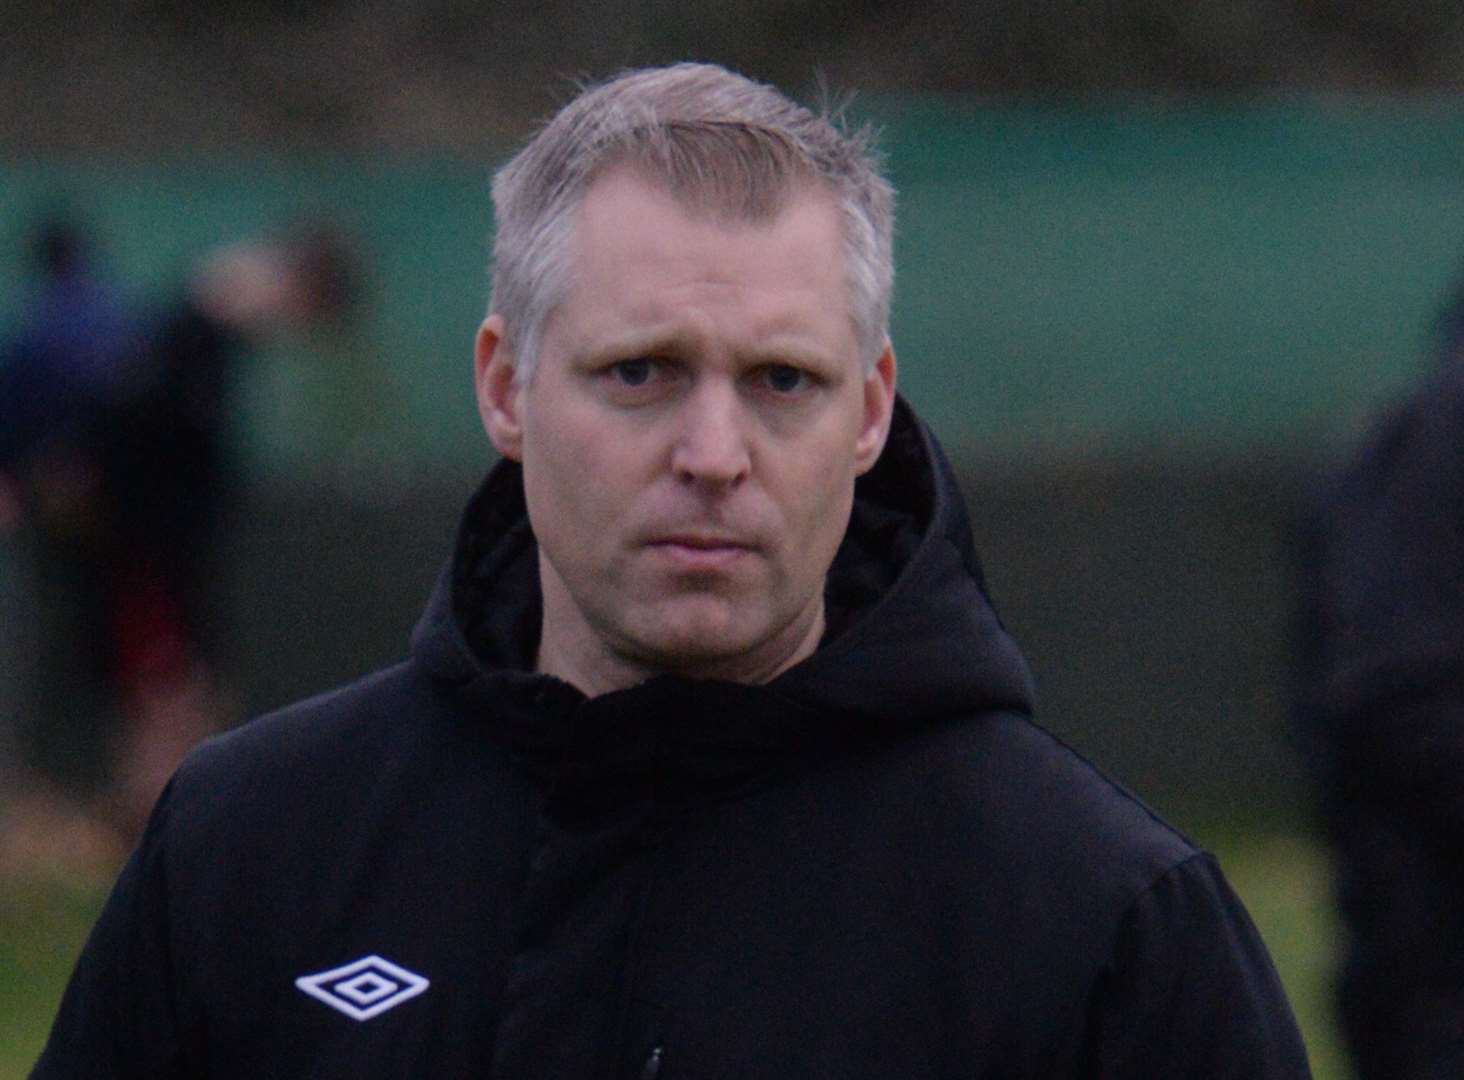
[29, 780, 194, 1078]
[1087, 853, 1313, 1078]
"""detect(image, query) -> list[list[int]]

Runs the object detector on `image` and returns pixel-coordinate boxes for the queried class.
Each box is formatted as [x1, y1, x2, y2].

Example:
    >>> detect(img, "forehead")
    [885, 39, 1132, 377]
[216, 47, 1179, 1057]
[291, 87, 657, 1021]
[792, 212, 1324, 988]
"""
[557, 167, 853, 339]
[580, 162, 842, 255]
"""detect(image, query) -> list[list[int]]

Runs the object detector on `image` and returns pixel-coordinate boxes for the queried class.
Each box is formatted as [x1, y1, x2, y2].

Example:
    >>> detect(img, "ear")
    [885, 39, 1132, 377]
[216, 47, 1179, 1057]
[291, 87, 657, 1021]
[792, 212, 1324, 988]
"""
[475, 315, 525, 461]
[853, 341, 897, 475]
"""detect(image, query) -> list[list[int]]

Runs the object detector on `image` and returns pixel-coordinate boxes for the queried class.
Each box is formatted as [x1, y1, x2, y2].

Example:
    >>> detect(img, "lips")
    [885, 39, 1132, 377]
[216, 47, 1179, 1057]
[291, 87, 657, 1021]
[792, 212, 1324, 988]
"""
[657, 534, 753, 550]
[645, 533, 759, 570]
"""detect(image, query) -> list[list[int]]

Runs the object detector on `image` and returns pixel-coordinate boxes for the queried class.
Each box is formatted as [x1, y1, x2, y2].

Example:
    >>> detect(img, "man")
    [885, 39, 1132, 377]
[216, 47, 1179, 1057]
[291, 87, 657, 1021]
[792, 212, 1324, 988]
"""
[1, 216, 141, 792]
[1294, 280, 1464, 1079]
[96, 224, 357, 830]
[34, 63, 1311, 1077]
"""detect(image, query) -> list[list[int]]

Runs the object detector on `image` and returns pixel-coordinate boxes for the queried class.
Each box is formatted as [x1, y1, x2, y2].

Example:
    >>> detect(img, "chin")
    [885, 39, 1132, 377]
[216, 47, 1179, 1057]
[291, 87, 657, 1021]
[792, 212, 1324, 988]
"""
[640, 630, 759, 675]
[624, 603, 761, 668]
[622, 595, 812, 682]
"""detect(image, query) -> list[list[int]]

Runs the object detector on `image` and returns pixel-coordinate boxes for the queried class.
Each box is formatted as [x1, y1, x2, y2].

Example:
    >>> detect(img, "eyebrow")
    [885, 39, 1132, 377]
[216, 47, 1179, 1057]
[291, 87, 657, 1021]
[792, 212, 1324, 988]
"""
[576, 330, 691, 367]
[578, 324, 842, 371]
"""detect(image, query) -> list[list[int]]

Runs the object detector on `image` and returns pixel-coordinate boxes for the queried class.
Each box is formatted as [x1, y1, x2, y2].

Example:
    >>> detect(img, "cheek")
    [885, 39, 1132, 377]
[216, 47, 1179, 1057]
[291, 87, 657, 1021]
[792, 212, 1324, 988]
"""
[521, 431, 585, 541]
[520, 420, 636, 553]
[777, 451, 857, 565]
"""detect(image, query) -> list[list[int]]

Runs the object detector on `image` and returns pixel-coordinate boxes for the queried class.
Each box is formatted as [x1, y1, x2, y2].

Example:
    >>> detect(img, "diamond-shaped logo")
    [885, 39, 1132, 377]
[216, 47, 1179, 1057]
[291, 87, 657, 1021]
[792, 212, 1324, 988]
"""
[295, 955, 430, 1021]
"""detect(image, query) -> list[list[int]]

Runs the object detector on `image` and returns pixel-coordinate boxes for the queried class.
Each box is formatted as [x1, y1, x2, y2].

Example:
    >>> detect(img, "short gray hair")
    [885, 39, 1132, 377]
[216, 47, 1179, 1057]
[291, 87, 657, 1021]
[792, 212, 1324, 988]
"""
[488, 62, 895, 379]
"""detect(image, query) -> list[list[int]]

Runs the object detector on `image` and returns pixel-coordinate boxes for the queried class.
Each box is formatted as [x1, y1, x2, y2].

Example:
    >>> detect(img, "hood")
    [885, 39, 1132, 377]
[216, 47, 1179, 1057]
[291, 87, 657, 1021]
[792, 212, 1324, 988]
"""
[411, 396, 1034, 793]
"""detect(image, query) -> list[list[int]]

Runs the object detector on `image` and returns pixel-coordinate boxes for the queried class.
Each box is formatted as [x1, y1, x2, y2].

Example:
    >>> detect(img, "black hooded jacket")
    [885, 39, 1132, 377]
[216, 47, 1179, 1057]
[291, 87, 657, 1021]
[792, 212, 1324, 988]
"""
[34, 399, 1311, 1078]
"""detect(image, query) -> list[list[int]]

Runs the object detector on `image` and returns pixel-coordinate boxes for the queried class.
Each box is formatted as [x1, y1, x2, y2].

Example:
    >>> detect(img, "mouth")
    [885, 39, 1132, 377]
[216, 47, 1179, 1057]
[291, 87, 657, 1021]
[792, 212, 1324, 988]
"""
[646, 534, 759, 570]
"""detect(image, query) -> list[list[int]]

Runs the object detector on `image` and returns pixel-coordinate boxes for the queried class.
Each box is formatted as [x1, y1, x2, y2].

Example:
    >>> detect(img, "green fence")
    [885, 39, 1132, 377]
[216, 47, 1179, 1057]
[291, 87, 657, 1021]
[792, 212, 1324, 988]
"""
[5, 97, 1464, 823]
[6, 97, 1464, 470]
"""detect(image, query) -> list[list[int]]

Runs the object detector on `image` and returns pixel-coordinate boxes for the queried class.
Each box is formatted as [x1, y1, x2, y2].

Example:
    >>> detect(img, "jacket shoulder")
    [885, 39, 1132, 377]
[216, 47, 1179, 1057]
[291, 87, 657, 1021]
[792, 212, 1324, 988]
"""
[926, 710, 1201, 900]
[163, 660, 454, 831]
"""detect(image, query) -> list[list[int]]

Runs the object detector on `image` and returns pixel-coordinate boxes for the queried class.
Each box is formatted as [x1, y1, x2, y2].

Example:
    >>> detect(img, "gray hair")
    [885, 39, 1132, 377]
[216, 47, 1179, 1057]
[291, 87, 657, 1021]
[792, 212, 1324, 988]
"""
[488, 62, 895, 379]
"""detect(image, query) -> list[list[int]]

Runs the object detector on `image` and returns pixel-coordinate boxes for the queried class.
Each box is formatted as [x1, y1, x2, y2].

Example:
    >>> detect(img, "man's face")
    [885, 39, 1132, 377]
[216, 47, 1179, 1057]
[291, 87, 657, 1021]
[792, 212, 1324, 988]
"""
[477, 167, 895, 693]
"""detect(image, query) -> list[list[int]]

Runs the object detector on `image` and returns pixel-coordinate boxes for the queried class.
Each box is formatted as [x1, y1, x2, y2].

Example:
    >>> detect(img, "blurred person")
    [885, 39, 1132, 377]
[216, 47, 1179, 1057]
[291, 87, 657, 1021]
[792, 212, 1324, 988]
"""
[98, 224, 357, 830]
[1, 216, 356, 831]
[1294, 279, 1464, 1079]
[1, 215, 142, 794]
[34, 64, 1309, 1078]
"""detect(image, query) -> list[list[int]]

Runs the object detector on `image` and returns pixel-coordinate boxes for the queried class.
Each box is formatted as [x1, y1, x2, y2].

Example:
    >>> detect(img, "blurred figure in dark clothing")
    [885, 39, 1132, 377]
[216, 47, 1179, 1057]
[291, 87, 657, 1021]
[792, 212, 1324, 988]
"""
[104, 229, 357, 693]
[101, 225, 359, 828]
[0, 219, 137, 474]
[0, 216, 138, 542]
[0, 216, 141, 792]
[1294, 279, 1464, 1080]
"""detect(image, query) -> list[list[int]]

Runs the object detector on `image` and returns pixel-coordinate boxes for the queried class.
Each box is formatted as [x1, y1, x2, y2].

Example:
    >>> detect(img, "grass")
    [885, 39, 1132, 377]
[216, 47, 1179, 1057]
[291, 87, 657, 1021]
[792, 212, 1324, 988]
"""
[0, 873, 113, 1078]
[0, 829, 1353, 1079]
[1211, 832, 1353, 1080]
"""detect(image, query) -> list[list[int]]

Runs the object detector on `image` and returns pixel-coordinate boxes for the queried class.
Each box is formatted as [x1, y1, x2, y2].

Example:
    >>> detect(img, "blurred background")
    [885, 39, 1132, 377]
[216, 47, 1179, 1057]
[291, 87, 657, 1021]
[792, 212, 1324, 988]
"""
[8, 2, 1464, 1075]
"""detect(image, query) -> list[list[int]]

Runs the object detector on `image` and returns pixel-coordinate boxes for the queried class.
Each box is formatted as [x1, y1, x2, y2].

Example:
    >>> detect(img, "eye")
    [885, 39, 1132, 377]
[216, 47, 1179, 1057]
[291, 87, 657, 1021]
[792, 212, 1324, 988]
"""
[762, 364, 811, 394]
[610, 358, 654, 386]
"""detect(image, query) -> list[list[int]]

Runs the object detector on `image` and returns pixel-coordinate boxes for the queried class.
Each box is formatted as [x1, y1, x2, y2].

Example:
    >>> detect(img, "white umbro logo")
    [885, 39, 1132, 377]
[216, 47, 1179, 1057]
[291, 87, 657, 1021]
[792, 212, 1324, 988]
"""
[295, 955, 430, 1021]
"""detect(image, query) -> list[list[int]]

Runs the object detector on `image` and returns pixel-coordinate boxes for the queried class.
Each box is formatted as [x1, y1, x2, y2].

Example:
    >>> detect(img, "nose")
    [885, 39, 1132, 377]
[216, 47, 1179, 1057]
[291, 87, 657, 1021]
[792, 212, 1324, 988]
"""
[671, 382, 751, 489]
